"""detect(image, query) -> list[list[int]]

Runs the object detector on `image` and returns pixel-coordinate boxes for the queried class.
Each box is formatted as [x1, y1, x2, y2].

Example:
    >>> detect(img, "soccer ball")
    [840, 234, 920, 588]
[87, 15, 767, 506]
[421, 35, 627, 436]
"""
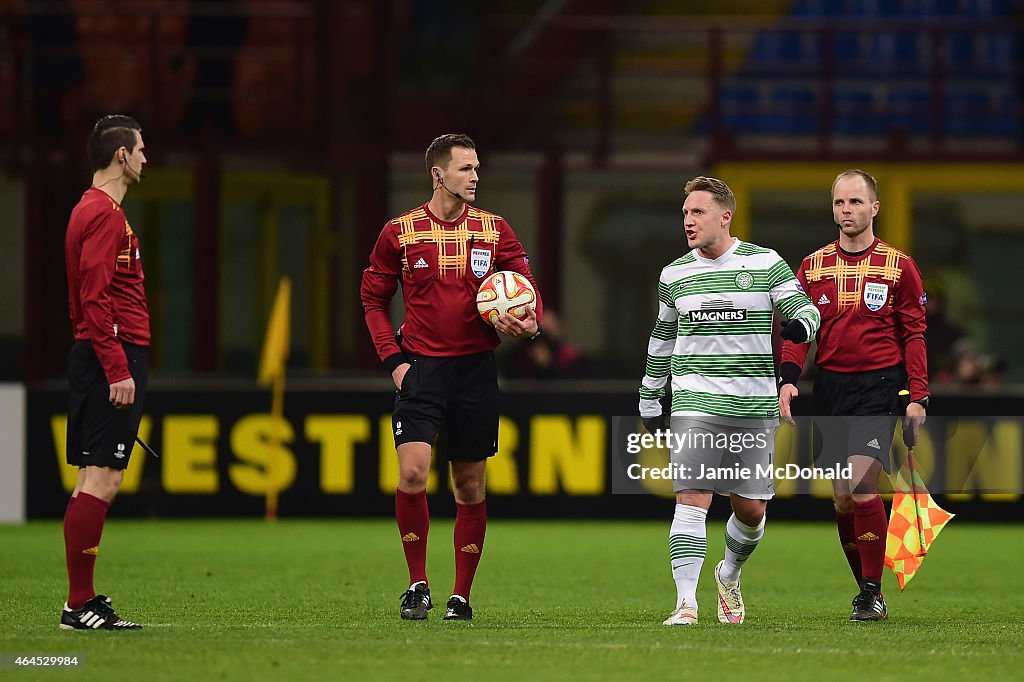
[476, 271, 536, 325]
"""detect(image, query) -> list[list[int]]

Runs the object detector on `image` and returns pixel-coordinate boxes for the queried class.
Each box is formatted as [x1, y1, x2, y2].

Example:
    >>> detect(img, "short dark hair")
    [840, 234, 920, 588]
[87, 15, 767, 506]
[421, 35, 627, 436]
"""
[684, 175, 736, 213]
[832, 169, 878, 201]
[424, 133, 475, 172]
[87, 115, 142, 172]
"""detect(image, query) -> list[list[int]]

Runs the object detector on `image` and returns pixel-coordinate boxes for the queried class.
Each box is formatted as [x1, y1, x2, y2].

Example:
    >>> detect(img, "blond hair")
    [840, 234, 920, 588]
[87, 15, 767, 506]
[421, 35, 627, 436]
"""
[831, 169, 878, 201]
[684, 176, 736, 213]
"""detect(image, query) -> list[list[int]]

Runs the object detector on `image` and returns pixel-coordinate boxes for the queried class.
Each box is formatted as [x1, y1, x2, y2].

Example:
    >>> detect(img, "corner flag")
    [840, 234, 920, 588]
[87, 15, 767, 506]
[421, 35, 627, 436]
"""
[258, 277, 291, 386]
[258, 276, 291, 520]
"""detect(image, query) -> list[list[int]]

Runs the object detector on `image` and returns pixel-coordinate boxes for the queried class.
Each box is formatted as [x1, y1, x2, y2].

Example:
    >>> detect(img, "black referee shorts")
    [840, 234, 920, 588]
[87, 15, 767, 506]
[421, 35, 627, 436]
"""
[66, 340, 149, 470]
[812, 364, 905, 474]
[392, 351, 499, 462]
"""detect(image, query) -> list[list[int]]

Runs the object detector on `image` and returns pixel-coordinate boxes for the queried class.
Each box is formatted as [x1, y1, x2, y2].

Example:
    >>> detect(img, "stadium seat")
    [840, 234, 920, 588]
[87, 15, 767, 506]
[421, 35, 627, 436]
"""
[945, 88, 1016, 136]
[946, 30, 977, 67]
[832, 88, 887, 134]
[789, 0, 826, 16]
[833, 0, 879, 17]
[833, 32, 864, 64]
[758, 87, 818, 134]
[749, 30, 819, 67]
[724, 0, 1018, 142]
[720, 85, 759, 132]
[868, 31, 924, 69]
[975, 33, 1017, 75]
[887, 89, 933, 135]
[954, 0, 1005, 17]
[934, 0, 965, 16]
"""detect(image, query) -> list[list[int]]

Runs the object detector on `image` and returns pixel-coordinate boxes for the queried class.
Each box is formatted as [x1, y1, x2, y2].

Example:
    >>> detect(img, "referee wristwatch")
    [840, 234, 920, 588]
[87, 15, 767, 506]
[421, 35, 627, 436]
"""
[528, 324, 542, 341]
[912, 396, 930, 409]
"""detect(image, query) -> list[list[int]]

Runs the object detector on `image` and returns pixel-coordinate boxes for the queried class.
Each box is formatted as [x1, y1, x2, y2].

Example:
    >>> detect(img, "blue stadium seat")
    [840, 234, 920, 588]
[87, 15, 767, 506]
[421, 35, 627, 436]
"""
[750, 31, 820, 66]
[900, 0, 938, 16]
[790, 0, 847, 16]
[790, 0, 827, 15]
[730, 0, 1018, 142]
[832, 89, 887, 134]
[836, 0, 879, 16]
[833, 32, 864, 63]
[953, 0, 1005, 18]
[720, 85, 759, 132]
[755, 87, 818, 134]
[977, 33, 1017, 75]
[862, 0, 939, 16]
[946, 30, 978, 66]
[946, 28, 1016, 78]
[989, 88, 1017, 136]
[868, 31, 924, 68]
[887, 89, 933, 134]
[945, 88, 1016, 136]
[945, 89, 986, 134]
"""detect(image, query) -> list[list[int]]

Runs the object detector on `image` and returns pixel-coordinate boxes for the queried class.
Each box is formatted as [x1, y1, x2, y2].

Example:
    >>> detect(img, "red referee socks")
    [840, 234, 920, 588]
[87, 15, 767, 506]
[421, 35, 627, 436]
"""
[62, 494, 76, 551]
[65, 492, 109, 609]
[452, 500, 487, 600]
[836, 509, 863, 586]
[853, 496, 887, 583]
[396, 489, 429, 586]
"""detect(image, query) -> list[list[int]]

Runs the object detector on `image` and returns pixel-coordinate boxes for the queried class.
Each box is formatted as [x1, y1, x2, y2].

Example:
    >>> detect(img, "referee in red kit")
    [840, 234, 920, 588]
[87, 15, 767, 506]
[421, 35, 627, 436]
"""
[361, 133, 542, 622]
[61, 115, 149, 630]
[779, 169, 928, 622]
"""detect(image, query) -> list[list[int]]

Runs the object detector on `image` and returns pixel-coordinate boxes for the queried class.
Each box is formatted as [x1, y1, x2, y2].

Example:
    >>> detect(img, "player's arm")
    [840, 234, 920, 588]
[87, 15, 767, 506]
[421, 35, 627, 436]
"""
[769, 257, 816, 425]
[768, 252, 820, 344]
[493, 220, 542, 338]
[79, 214, 134, 407]
[360, 224, 406, 388]
[639, 272, 678, 433]
[894, 257, 929, 437]
[894, 257, 929, 402]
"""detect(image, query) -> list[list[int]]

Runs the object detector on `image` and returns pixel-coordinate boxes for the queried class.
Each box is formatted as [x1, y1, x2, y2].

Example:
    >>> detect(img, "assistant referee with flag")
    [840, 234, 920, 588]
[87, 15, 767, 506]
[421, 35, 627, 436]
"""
[779, 169, 929, 622]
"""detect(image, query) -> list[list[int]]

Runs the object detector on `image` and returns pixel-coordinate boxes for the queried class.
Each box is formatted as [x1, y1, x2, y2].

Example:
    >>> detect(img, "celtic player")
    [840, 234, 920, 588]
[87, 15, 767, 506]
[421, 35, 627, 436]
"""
[639, 176, 819, 626]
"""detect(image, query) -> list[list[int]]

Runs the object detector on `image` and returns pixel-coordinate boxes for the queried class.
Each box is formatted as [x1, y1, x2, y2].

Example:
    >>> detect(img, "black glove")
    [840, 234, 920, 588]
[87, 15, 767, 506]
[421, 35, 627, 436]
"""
[642, 414, 667, 435]
[779, 319, 808, 343]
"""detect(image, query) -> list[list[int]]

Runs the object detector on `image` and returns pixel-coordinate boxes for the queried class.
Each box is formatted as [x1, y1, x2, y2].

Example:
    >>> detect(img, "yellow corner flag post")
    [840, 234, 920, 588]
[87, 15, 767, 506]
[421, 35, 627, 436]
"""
[258, 276, 291, 521]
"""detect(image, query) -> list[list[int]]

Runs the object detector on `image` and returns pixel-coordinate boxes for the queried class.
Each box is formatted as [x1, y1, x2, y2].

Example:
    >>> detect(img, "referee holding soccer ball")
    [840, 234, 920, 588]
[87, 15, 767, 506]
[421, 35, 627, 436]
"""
[361, 134, 542, 622]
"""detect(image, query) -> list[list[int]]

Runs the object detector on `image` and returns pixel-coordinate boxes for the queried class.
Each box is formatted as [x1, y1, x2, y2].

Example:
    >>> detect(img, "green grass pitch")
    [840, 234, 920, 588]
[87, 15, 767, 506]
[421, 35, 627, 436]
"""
[1, 518, 1021, 680]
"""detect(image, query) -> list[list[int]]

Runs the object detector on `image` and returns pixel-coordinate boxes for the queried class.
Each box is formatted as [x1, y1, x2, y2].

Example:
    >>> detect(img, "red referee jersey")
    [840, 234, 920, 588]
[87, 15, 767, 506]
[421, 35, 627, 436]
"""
[361, 202, 543, 366]
[781, 238, 929, 401]
[65, 188, 150, 384]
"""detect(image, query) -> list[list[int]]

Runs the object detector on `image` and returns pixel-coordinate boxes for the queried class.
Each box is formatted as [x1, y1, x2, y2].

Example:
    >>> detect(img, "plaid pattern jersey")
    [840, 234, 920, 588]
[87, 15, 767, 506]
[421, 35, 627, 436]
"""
[361, 202, 542, 364]
[781, 238, 929, 402]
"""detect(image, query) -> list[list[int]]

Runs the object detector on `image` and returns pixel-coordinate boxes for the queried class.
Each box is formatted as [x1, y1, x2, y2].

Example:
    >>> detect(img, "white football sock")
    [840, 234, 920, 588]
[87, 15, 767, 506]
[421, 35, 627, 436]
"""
[720, 513, 765, 584]
[669, 504, 708, 609]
